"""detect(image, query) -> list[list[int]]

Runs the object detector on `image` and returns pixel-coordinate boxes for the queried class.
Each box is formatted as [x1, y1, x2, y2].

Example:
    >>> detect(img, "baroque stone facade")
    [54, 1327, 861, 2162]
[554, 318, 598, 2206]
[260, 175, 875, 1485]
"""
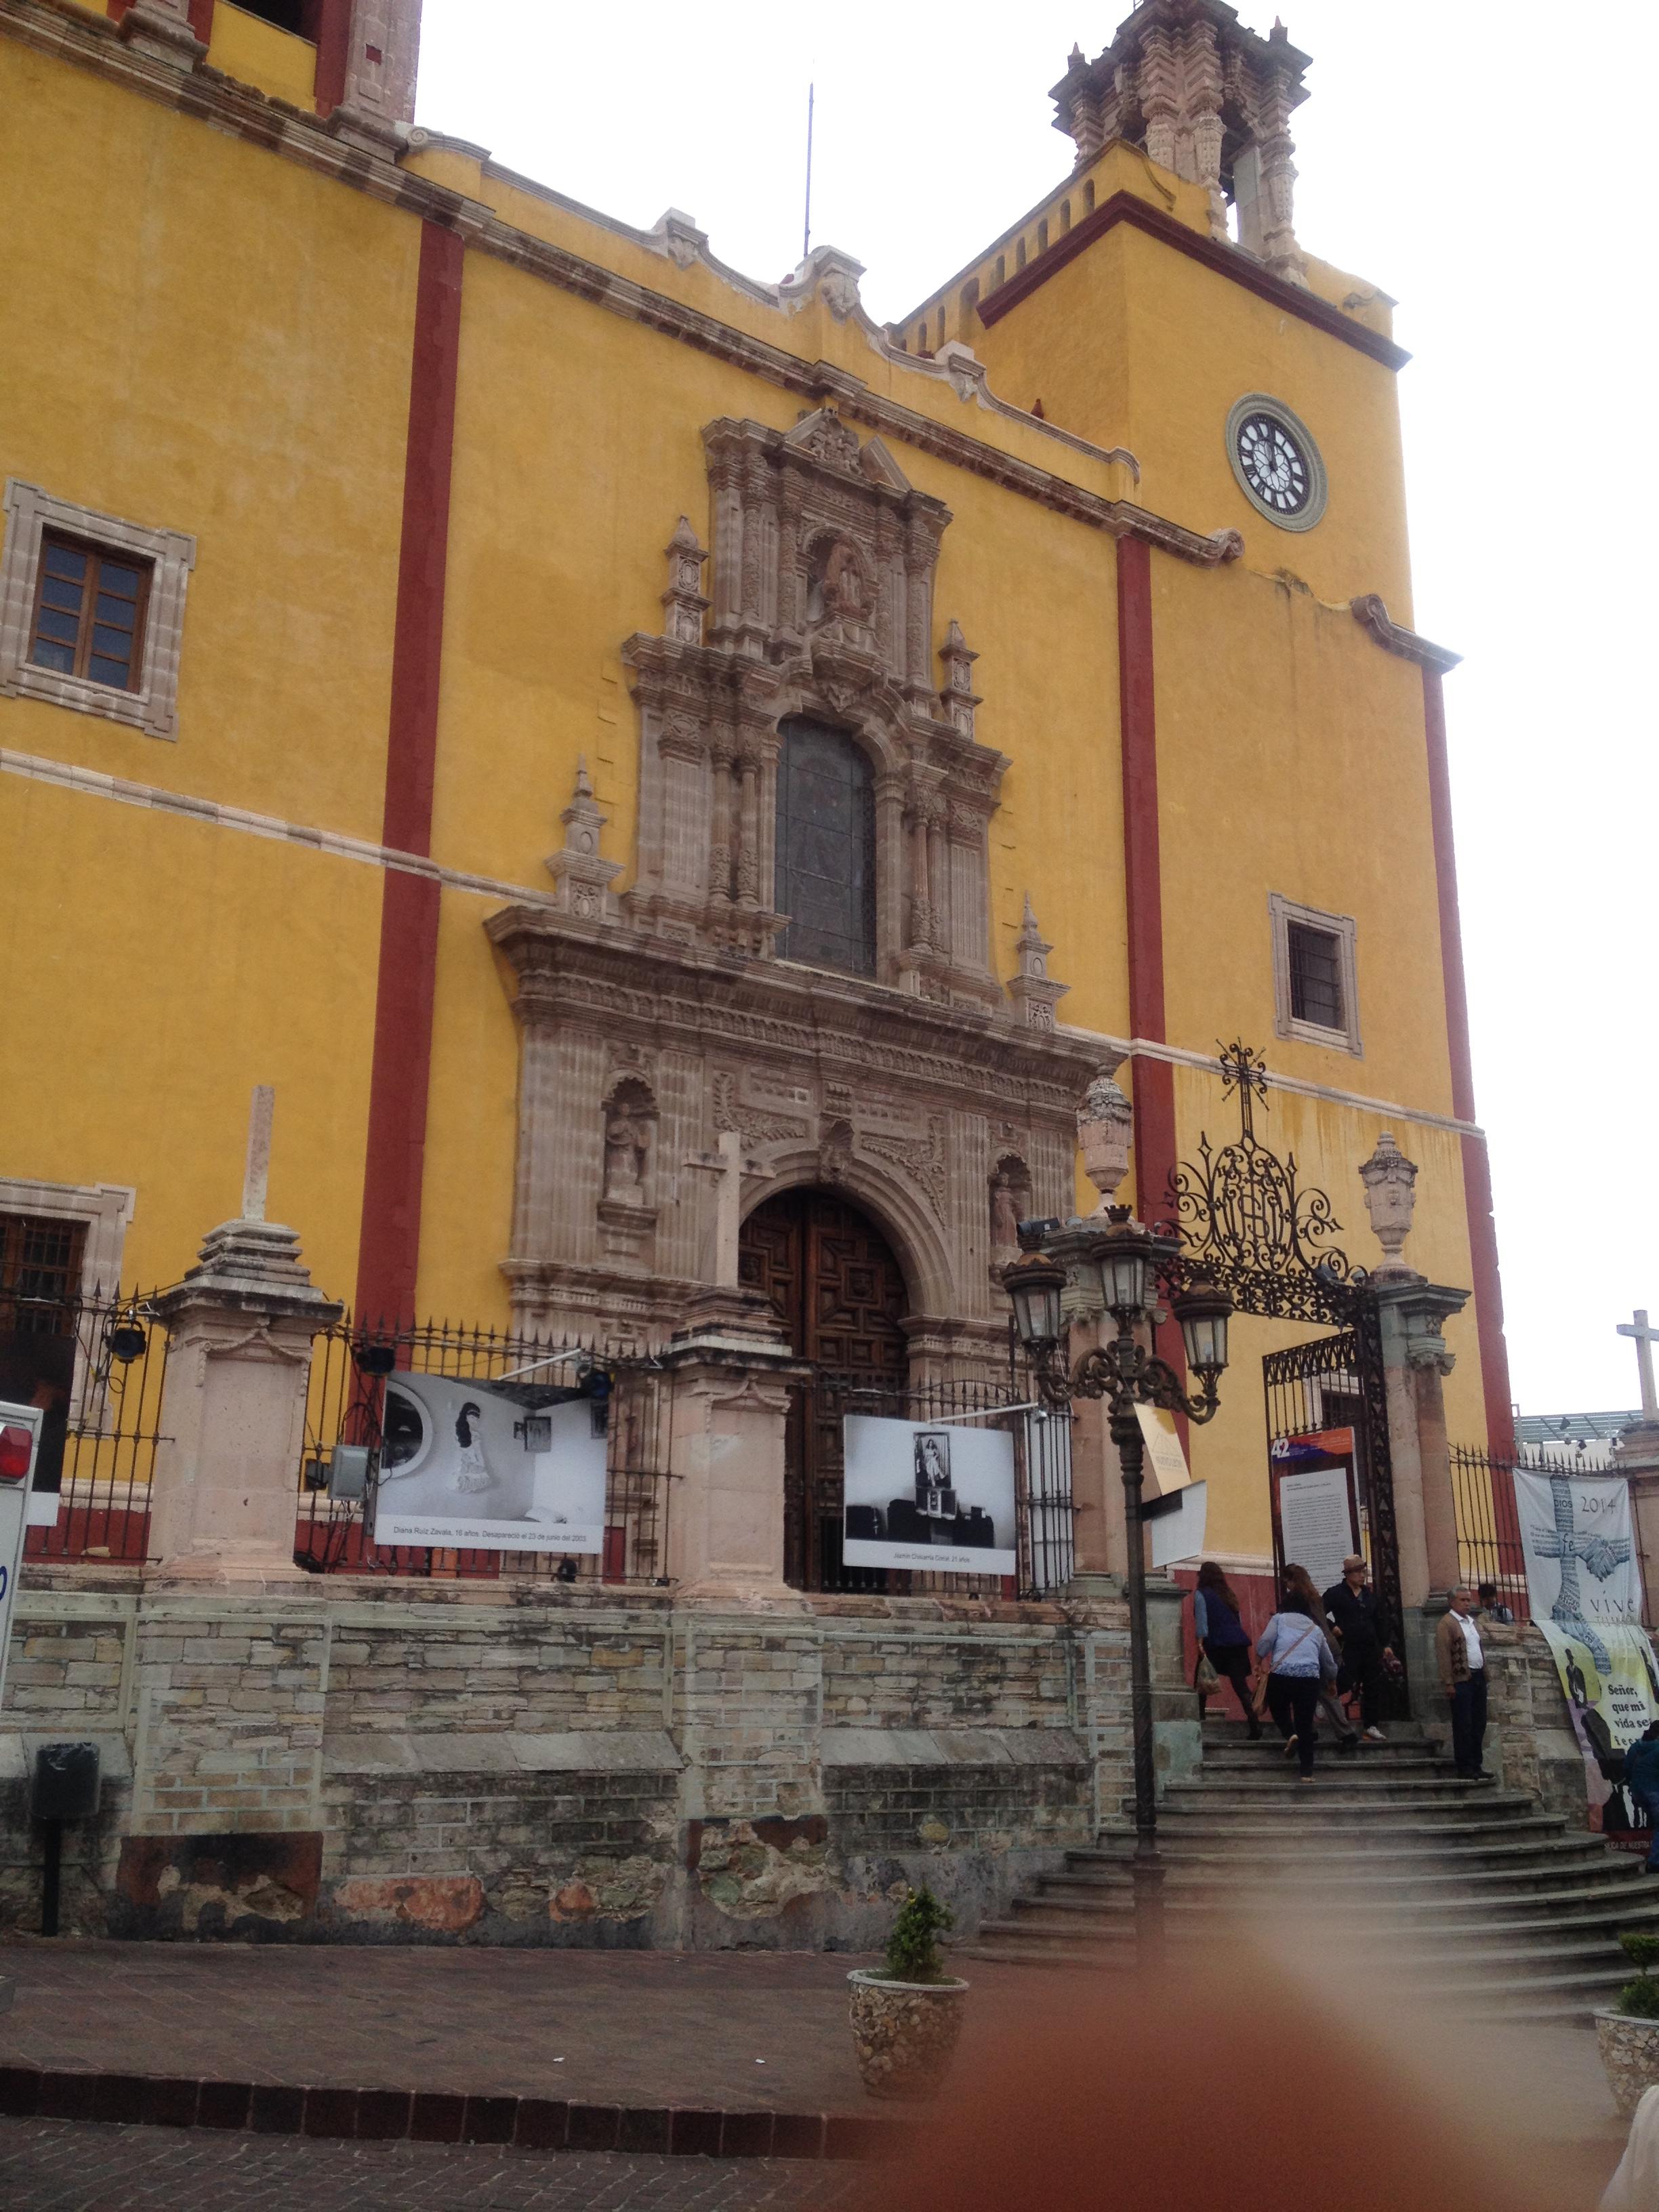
[486, 403, 1107, 1361]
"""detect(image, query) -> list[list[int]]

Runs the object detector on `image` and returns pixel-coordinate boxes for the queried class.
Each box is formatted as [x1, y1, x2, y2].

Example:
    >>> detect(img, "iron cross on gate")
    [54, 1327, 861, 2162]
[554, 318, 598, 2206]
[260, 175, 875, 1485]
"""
[1617, 1309, 1659, 1422]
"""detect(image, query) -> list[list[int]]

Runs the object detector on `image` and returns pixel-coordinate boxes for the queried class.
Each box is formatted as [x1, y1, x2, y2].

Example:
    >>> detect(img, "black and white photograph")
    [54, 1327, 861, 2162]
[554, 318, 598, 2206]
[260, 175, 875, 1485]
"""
[842, 1414, 1017, 1576]
[371, 1372, 607, 1554]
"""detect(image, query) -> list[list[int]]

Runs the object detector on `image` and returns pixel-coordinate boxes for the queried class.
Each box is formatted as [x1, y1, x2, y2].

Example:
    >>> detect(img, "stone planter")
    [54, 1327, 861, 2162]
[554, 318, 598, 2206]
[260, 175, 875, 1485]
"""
[847, 1967, 970, 2102]
[1597, 2010, 1659, 2116]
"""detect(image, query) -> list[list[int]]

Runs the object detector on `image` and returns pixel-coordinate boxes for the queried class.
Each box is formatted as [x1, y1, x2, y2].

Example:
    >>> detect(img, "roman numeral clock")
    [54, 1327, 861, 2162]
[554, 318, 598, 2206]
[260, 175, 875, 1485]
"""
[1226, 394, 1328, 533]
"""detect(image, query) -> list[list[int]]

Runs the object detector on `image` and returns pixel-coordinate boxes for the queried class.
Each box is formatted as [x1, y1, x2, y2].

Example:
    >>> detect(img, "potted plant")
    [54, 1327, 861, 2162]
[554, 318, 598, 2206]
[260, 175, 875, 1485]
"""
[847, 1886, 970, 2102]
[1597, 1931, 1659, 2115]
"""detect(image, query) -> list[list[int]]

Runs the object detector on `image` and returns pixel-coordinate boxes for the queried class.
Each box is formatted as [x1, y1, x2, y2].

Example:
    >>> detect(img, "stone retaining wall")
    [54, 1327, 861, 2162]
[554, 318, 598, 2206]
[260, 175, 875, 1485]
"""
[0, 1568, 1137, 1950]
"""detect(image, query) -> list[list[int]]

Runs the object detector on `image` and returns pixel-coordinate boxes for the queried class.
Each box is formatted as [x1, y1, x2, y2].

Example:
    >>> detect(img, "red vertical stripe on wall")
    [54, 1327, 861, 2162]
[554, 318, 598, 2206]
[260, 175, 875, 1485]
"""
[354, 222, 464, 1327]
[1116, 535, 1176, 1219]
[1423, 667, 1515, 1459]
[313, 0, 352, 114]
[1116, 534, 1187, 1432]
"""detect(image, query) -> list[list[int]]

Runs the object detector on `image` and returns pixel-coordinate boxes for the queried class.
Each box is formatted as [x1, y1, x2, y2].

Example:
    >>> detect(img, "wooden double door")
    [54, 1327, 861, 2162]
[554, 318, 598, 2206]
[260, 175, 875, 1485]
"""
[739, 1188, 907, 1590]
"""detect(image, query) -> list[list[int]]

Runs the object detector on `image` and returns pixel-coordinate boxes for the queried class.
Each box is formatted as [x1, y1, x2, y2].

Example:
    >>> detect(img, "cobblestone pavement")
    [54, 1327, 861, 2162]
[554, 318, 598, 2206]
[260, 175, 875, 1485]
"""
[0, 2118, 868, 2211]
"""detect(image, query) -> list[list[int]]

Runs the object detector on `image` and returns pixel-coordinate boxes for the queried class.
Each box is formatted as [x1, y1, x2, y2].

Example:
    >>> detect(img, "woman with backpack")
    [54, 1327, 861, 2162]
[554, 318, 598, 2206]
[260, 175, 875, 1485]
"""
[1283, 1561, 1360, 1759]
[1253, 1572, 1340, 1782]
[1192, 1560, 1261, 1739]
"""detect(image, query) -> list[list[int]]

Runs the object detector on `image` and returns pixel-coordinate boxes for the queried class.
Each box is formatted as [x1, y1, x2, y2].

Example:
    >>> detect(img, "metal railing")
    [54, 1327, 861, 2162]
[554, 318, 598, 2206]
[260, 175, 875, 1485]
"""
[1449, 1440, 1545, 1620]
[295, 1315, 672, 1584]
[3, 1286, 167, 1564]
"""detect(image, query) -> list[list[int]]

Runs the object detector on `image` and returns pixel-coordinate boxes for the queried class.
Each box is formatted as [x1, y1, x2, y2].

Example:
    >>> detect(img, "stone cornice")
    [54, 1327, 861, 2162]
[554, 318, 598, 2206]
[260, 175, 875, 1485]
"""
[1, 0, 1241, 570]
[1351, 594, 1462, 674]
[976, 189, 1411, 374]
[485, 909, 1115, 1112]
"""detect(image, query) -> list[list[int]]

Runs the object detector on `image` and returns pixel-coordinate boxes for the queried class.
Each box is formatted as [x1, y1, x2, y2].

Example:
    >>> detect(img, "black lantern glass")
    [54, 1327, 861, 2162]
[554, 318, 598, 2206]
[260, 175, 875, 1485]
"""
[1002, 1252, 1066, 1350]
[1173, 1277, 1233, 1375]
[1097, 1225, 1153, 1321]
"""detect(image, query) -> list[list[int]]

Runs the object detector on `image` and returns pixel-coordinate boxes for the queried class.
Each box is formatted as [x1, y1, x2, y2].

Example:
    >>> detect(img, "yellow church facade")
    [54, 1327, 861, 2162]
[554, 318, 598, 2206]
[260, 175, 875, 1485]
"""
[0, 0, 1511, 1592]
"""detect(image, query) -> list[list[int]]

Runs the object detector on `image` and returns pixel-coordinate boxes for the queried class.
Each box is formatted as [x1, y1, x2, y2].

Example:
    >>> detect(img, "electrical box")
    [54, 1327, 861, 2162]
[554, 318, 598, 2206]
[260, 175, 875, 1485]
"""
[327, 1445, 372, 1502]
[33, 1742, 101, 1822]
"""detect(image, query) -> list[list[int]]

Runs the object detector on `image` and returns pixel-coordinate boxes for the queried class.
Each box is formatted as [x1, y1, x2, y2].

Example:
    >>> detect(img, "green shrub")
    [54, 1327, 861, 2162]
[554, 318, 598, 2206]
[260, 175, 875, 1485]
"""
[1616, 1930, 1659, 2017]
[880, 1886, 955, 1984]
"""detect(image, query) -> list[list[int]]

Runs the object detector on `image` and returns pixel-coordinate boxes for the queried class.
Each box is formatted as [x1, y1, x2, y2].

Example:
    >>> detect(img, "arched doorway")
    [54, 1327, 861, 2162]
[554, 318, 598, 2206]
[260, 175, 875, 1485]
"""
[739, 1188, 908, 1591]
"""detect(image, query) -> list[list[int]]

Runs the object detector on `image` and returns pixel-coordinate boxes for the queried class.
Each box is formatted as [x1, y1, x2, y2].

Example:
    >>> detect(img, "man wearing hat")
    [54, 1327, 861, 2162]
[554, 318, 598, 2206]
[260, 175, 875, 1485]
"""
[1322, 1553, 1396, 1742]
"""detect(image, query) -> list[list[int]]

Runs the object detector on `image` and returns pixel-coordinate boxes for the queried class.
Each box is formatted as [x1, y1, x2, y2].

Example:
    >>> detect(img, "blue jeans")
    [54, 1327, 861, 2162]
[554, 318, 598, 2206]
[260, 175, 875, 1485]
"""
[1635, 1785, 1659, 1870]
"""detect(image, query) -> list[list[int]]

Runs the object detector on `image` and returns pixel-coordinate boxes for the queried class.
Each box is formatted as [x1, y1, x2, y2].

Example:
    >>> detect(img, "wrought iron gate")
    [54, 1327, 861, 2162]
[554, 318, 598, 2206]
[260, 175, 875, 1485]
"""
[1172, 1043, 1404, 1692]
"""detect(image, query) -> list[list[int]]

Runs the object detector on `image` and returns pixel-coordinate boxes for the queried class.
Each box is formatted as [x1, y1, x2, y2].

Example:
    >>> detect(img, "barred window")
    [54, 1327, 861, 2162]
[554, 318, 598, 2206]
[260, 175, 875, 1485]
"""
[30, 535, 150, 693]
[1287, 920, 1344, 1031]
[0, 1212, 86, 1336]
[775, 719, 876, 977]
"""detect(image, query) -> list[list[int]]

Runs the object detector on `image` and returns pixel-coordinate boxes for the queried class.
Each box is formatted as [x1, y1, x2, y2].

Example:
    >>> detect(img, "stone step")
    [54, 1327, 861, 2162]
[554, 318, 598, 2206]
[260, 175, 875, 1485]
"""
[1158, 1792, 1540, 1825]
[1038, 1860, 1653, 1910]
[1164, 1776, 1509, 1802]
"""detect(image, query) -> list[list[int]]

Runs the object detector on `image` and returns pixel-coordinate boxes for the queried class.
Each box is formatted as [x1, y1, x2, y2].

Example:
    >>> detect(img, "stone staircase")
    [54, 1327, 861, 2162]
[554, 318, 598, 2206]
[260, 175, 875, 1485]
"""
[962, 1719, 1659, 2018]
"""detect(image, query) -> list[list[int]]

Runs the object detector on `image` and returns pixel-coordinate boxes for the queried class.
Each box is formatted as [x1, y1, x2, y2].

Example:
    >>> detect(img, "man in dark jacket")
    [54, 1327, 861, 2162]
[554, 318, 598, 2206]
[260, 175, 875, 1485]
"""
[1626, 1722, 1659, 1871]
[1322, 1553, 1397, 1742]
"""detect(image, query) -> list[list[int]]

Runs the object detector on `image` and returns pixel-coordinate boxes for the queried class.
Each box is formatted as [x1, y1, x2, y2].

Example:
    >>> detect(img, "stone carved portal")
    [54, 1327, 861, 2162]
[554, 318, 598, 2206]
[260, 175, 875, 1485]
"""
[740, 1189, 907, 1591]
[485, 407, 1113, 1380]
[623, 407, 1010, 1008]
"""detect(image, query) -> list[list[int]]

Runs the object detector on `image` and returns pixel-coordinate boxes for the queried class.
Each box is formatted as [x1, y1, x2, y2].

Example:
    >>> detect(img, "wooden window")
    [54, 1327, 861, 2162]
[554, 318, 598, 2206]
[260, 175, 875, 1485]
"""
[29, 534, 150, 693]
[0, 1212, 87, 1334]
[1287, 920, 1345, 1031]
[775, 718, 876, 977]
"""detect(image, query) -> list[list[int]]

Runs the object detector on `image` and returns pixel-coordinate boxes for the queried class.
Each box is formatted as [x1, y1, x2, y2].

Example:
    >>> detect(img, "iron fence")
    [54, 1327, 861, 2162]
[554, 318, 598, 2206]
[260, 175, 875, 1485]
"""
[0, 1284, 167, 1564]
[1449, 1441, 1555, 1620]
[295, 1316, 672, 1584]
[805, 1369, 1073, 1599]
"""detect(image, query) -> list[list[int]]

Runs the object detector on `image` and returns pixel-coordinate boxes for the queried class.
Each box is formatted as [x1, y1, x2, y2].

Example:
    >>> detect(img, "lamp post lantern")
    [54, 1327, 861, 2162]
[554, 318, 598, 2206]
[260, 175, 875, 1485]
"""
[1004, 1206, 1233, 1963]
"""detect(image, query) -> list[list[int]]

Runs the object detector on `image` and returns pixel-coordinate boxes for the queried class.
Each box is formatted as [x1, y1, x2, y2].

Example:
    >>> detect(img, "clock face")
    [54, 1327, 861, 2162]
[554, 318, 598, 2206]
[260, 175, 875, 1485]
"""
[1235, 413, 1311, 515]
[1225, 396, 1327, 531]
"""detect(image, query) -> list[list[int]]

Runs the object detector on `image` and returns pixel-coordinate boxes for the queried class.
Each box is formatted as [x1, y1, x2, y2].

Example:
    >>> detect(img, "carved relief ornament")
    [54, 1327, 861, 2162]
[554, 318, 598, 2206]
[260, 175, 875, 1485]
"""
[619, 410, 1010, 1006]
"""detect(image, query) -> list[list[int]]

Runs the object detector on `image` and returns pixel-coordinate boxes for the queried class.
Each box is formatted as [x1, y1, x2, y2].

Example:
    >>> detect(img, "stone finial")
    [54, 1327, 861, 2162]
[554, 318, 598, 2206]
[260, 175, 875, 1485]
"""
[242, 1086, 274, 1223]
[779, 244, 867, 321]
[546, 756, 623, 924]
[1006, 895, 1069, 1032]
[938, 619, 981, 742]
[1078, 1071, 1133, 1217]
[661, 517, 709, 646]
[1359, 1130, 1418, 1273]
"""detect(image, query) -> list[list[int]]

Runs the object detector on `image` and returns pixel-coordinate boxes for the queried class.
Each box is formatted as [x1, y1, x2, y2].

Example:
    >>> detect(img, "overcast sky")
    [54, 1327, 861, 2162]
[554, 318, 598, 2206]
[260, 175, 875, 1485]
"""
[414, 1, 1659, 1417]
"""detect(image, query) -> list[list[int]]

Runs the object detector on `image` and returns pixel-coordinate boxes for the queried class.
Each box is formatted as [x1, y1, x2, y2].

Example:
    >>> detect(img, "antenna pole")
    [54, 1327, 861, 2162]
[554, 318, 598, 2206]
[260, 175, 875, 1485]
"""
[802, 81, 815, 261]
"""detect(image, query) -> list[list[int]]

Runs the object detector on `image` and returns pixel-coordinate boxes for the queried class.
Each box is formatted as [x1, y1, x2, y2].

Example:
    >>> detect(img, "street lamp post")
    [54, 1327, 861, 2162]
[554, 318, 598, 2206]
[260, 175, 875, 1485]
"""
[1002, 1209, 1232, 1967]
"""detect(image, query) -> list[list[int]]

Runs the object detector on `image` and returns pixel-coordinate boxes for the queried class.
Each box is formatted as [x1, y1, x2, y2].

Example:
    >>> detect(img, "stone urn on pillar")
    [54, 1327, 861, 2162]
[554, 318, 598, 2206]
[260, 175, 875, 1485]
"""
[1078, 1073, 1134, 1218]
[148, 1094, 342, 1583]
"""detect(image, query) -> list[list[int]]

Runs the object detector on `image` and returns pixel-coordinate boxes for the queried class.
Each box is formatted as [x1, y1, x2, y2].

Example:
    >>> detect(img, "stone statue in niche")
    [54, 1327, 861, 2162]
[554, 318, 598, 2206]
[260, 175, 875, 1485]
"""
[602, 1087, 653, 1207]
[989, 1158, 1031, 1261]
[807, 539, 870, 630]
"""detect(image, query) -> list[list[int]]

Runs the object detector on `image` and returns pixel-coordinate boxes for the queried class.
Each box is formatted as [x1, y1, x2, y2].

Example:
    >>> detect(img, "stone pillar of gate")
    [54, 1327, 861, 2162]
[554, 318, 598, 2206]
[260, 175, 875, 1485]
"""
[1614, 1422, 1659, 1629]
[148, 1216, 342, 1584]
[659, 1290, 811, 1599]
[1368, 1277, 1470, 1713]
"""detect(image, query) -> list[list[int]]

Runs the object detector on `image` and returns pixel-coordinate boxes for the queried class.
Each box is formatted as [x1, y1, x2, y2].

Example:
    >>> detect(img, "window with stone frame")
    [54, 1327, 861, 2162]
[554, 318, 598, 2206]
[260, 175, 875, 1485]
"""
[0, 1212, 87, 1332]
[774, 719, 876, 977]
[29, 534, 152, 693]
[1270, 893, 1361, 1055]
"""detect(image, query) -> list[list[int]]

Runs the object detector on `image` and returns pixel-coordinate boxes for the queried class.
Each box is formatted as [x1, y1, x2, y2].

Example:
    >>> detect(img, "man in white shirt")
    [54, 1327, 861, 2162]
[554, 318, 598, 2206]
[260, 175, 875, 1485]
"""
[1434, 1584, 1488, 1779]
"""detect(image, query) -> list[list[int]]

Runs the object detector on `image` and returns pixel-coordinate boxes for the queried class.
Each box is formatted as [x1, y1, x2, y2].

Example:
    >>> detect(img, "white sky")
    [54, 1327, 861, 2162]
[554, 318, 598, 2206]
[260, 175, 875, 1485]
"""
[414, 1, 1659, 1418]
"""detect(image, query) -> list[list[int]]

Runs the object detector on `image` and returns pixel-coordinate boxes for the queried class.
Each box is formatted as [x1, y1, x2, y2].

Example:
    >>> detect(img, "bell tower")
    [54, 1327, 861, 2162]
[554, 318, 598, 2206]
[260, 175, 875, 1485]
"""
[1051, 0, 1311, 285]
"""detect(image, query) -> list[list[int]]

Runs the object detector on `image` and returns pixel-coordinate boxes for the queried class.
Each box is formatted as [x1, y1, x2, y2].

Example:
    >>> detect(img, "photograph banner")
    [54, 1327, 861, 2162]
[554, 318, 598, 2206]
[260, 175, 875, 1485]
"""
[1516, 1465, 1659, 1832]
[371, 1373, 607, 1554]
[842, 1415, 1017, 1576]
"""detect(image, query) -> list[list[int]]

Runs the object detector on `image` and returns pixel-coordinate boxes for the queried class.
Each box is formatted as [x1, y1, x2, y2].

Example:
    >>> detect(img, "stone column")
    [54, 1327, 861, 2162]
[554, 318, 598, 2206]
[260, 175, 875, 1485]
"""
[1369, 1277, 1469, 1713]
[148, 1216, 342, 1586]
[659, 1293, 808, 1599]
[1614, 1422, 1659, 1628]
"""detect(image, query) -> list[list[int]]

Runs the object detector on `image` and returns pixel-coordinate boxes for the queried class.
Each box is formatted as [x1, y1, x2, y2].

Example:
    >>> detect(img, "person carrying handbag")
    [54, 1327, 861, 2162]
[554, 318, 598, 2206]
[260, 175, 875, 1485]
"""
[1192, 1560, 1261, 1739]
[1252, 1582, 1340, 1782]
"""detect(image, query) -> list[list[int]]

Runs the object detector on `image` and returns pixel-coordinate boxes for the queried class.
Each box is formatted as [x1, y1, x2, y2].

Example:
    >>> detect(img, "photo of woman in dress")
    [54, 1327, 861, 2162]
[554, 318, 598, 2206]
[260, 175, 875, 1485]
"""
[453, 1401, 493, 1494]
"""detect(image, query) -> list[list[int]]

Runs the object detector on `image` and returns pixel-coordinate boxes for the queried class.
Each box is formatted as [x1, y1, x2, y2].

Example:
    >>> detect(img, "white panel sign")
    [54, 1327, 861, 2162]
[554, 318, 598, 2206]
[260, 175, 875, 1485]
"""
[1149, 1479, 1207, 1570]
[1277, 1464, 1357, 1595]
[843, 1415, 1017, 1576]
[0, 1401, 44, 1711]
[372, 1374, 607, 1554]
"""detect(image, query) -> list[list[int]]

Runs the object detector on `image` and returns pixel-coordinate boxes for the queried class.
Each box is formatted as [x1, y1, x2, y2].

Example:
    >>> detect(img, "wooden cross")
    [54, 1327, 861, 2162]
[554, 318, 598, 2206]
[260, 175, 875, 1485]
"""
[1618, 1308, 1659, 1420]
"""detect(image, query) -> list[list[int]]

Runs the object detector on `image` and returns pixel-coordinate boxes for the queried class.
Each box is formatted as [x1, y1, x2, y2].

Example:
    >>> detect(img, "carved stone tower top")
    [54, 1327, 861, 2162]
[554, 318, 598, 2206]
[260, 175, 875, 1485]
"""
[1051, 1, 1311, 284]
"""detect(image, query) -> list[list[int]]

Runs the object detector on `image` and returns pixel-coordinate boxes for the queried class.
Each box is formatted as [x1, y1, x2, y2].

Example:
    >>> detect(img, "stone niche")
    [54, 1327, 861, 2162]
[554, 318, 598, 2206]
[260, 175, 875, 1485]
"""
[622, 407, 1007, 1007]
[486, 406, 1109, 1366]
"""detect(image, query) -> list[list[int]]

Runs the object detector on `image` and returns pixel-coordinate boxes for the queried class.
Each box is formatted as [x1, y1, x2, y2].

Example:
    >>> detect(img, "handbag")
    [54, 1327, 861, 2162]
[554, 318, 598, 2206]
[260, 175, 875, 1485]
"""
[1194, 1651, 1223, 1696]
[1251, 1619, 1321, 1718]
